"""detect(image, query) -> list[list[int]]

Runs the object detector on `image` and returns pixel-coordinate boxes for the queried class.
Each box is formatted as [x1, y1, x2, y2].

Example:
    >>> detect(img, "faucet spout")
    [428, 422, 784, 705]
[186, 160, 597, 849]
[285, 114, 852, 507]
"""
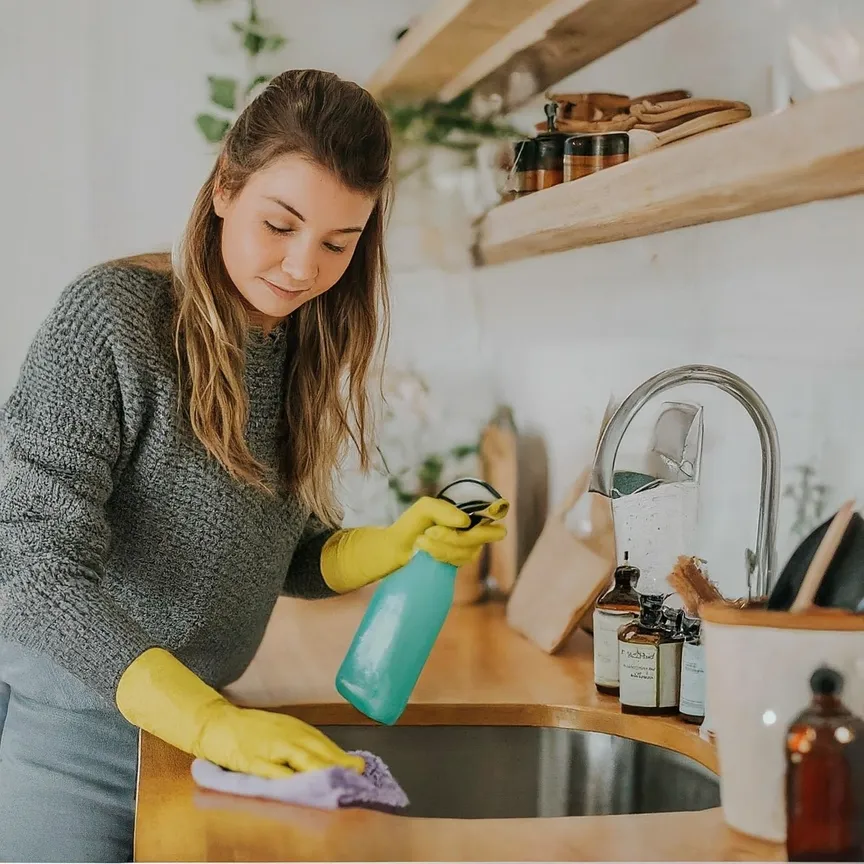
[588, 365, 780, 599]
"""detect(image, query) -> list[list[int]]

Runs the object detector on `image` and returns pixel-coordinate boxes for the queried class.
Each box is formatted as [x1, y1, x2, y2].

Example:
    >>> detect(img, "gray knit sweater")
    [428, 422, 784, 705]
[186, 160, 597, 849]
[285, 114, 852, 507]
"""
[0, 264, 336, 703]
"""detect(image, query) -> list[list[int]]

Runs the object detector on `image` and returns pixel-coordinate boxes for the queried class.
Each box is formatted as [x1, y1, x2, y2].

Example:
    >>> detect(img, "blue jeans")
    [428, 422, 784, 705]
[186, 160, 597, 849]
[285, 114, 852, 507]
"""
[0, 641, 137, 862]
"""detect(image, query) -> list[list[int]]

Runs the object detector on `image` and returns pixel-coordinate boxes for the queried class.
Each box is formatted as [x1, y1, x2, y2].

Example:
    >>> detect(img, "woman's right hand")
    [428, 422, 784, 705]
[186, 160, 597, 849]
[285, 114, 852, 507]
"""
[197, 702, 364, 778]
[116, 647, 362, 779]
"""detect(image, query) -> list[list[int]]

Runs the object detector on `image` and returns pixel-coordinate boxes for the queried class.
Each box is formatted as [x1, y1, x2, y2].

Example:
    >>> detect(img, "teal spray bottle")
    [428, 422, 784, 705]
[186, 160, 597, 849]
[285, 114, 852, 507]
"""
[335, 478, 507, 725]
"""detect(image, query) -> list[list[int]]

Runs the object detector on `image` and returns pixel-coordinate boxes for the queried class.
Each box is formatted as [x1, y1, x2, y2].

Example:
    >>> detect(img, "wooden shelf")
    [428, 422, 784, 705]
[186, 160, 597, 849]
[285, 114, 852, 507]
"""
[367, 0, 696, 109]
[475, 82, 864, 267]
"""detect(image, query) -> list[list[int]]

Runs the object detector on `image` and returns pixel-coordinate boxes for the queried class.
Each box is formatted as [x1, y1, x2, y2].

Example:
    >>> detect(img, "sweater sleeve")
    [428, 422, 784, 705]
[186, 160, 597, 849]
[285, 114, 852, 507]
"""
[282, 512, 338, 599]
[0, 279, 157, 701]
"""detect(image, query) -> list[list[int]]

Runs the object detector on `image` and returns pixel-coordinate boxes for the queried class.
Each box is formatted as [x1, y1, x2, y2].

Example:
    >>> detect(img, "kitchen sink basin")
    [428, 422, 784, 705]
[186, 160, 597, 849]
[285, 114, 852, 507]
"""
[319, 724, 719, 820]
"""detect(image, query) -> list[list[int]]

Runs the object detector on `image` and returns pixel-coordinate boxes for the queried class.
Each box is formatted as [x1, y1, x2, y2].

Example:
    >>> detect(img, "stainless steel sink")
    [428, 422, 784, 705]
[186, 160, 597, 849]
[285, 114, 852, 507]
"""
[320, 724, 719, 819]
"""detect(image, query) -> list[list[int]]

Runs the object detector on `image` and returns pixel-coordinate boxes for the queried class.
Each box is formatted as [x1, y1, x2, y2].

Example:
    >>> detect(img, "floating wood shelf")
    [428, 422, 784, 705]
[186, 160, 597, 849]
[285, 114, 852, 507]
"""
[474, 82, 864, 267]
[368, 0, 696, 109]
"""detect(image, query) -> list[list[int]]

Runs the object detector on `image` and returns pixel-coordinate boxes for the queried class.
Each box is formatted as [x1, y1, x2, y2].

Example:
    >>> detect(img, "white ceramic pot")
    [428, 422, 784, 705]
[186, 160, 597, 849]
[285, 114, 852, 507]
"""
[701, 603, 864, 844]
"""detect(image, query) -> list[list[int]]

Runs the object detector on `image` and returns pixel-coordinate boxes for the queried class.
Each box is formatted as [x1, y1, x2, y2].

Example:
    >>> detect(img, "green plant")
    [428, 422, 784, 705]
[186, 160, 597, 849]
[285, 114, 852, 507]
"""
[193, 0, 288, 144]
[383, 90, 520, 180]
[384, 90, 519, 152]
[384, 444, 480, 506]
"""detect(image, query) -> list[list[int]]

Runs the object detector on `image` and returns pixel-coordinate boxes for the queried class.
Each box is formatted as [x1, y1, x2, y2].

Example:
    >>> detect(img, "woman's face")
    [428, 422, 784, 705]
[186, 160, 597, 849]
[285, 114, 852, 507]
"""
[214, 154, 376, 331]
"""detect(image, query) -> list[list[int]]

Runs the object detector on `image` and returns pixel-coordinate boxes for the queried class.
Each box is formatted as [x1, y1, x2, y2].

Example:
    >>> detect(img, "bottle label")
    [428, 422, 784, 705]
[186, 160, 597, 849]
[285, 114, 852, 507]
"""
[619, 640, 682, 708]
[679, 641, 705, 716]
[593, 609, 636, 687]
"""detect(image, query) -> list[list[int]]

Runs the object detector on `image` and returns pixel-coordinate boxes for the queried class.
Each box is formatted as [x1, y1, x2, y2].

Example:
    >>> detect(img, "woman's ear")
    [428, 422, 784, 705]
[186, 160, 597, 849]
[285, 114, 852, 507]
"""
[212, 162, 231, 218]
[212, 181, 229, 218]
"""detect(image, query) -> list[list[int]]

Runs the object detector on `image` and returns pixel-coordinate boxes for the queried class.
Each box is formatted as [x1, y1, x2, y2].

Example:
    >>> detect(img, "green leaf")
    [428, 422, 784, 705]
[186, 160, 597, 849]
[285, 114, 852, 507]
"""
[263, 34, 286, 52]
[387, 477, 416, 506]
[450, 444, 479, 459]
[418, 455, 444, 490]
[208, 76, 237, 111]
[245, 74, 270, 95]
[244, 29, 266, 55]
[196, 113, 231, 143]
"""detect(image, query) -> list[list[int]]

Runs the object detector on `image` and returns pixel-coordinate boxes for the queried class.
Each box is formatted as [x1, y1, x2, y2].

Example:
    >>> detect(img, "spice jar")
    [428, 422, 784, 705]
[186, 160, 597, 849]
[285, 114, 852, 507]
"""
[563, 132, 629, 182]
[678, 614, 705, 724]
[593, 552, 640, 696]
[535, 134, 566, 189]
[510, 138, 537, 199]
[618, 593, 683, 715]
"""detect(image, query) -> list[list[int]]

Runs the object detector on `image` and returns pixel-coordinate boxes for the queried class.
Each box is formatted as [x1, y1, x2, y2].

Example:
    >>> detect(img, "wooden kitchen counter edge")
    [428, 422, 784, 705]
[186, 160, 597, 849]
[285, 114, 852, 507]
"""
[134, 591, 785, 862]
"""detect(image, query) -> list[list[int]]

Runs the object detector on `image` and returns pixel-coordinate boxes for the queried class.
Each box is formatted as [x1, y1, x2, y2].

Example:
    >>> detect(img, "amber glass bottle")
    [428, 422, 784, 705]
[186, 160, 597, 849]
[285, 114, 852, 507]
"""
[786, 666, 864, 861]
[618, 593, 682, 715]
[592, 552, 640, 695]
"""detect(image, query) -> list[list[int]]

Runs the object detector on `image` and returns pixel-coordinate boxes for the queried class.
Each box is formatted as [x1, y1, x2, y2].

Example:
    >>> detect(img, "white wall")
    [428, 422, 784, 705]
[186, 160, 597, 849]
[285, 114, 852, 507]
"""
[2, 0, 862, 599]
[394, 0, 864, 598]
[0, 0, 427, 395]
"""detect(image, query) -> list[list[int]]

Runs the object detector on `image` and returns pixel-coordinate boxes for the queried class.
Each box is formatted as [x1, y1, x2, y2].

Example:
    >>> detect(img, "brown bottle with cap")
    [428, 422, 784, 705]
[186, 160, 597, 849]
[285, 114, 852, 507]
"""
[617, 593, 682, 715]
[786, 665, 864, 861]
[592, 552, 640, 696]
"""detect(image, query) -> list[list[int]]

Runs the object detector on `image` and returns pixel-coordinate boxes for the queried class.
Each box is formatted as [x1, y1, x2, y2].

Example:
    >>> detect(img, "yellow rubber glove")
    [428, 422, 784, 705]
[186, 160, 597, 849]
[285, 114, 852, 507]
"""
[321, 495, 509, 594]
[115, 647, 363, 779]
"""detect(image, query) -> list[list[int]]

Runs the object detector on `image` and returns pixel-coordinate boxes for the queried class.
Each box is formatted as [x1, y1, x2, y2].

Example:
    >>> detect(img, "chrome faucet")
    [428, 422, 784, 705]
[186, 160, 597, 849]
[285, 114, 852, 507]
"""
[588, 365, 780, 599]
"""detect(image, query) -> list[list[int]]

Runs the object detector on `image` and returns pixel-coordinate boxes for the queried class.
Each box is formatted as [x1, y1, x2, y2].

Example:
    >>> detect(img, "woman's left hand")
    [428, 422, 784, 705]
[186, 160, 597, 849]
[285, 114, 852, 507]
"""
[320, 496, 508, 594]
[414, 519, 507, 568]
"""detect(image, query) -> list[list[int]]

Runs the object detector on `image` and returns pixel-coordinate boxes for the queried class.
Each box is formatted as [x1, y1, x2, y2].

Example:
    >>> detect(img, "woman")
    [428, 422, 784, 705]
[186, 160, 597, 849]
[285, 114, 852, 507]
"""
[0, 69, 506, 862]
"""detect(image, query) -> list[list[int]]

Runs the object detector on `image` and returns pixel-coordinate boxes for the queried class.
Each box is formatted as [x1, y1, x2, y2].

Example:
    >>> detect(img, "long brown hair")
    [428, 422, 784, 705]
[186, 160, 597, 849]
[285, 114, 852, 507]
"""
[171, 69, 391, 524]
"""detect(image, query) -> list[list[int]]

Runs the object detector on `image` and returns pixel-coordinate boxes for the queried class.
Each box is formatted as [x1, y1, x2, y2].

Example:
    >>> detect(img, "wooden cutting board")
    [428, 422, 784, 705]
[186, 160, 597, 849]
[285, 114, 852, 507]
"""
[479, 407, 548, 597]
[506, 466, 616, 653]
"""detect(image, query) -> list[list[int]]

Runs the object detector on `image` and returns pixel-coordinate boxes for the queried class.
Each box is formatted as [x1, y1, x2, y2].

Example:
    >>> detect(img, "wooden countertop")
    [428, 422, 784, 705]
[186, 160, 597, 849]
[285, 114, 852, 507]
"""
[134, 590, 785, 862]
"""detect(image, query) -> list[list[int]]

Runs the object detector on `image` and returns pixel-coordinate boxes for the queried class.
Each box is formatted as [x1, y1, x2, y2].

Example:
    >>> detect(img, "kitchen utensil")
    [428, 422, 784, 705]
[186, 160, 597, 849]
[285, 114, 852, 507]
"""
[790, 499, 856, 612]
[480, 408, 518, 596]
[479, 406, 548, 597]
[666, 555, 725, 614]
[546, 115, 636, 134]
[628, 108, 752, 156]
[629, 89, 692, 105]
[629, 98, 751, 124]
[768, 505, 864, 612]
[545, 91, 631, 112]
[506, 466, 615, 653]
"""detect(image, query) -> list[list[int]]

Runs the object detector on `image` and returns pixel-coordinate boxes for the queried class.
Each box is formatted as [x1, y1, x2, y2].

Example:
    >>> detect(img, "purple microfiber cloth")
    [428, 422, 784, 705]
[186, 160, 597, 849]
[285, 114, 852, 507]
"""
[190, 750, 409, 812]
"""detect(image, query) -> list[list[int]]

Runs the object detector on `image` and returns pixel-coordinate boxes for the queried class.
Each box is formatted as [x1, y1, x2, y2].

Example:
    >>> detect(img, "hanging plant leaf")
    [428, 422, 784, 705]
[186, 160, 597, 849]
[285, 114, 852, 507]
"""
[245, 74, 271, 96]
[244, 30, 265, 56]
[387, 476, 417, 506]
[418, 455, 444, 490]
[207, 76, 238, 111]
[196, 113, 231, 143]
[263, 34, 286, 52]
[230, 20, 264, 56]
